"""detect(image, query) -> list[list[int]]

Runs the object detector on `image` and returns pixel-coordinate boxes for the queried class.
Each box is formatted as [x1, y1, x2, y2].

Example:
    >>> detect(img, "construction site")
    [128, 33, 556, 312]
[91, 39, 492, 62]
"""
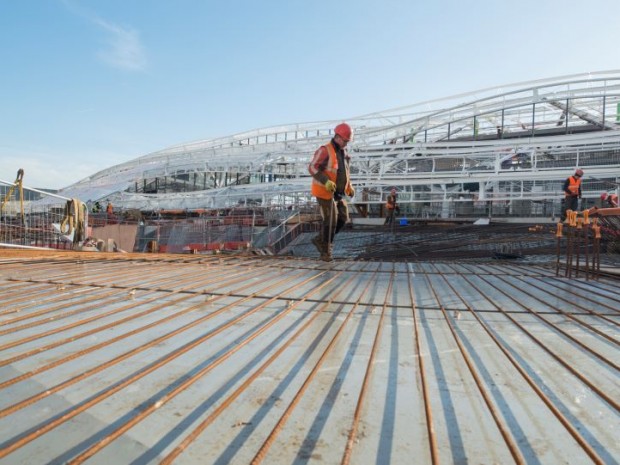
[1, 72, 619, 464]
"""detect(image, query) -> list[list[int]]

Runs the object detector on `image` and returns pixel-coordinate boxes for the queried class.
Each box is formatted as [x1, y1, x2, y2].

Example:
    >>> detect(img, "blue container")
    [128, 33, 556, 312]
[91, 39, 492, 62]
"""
[399, 218, 408, 226]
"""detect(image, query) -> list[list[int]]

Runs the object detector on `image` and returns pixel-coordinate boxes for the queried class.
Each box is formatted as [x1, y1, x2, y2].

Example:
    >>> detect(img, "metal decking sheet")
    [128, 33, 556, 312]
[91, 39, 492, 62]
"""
[0, 251, 618, 464]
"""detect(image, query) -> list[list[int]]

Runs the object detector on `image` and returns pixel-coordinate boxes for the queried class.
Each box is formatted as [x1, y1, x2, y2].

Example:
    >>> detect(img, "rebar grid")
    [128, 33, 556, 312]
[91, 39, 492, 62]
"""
[0, 250, 618, 464]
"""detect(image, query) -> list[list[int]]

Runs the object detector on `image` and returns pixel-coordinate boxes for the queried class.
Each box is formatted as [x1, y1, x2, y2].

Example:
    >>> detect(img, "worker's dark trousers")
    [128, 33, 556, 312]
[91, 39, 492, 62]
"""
[562, 195, 579, 221]
[317, 197, 349, 244]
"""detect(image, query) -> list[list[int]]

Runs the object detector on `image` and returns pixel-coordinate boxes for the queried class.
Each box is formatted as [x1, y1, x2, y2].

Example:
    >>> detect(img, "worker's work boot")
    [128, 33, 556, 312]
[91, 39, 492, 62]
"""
[321, 243, 333, 262]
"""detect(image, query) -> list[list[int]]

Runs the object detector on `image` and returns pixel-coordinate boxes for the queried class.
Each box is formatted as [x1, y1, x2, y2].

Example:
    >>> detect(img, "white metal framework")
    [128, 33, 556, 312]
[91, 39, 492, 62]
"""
[53, 71, 620, 218]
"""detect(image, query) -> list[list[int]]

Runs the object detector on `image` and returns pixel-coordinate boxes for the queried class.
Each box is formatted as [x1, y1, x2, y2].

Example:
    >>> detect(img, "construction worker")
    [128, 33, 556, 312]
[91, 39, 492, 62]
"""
[105, 201, 115, 224]
[601, 192, 619, 207]
[561, 168, 583, 221]
[385, 188, 398, 226]
[308, 122, 355, 261]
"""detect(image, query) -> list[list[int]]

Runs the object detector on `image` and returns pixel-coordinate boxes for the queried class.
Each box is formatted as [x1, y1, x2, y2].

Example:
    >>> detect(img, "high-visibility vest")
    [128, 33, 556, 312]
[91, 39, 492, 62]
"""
[311, 143, 352, 200]
[565, 176, 581, 197]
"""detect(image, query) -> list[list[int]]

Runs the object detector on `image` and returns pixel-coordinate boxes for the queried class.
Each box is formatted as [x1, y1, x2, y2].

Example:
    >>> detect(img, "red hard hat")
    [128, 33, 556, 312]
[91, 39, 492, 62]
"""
[575, 168, 584, 176]
[601, 192, 608, 200]
[334, 123, 352, 142]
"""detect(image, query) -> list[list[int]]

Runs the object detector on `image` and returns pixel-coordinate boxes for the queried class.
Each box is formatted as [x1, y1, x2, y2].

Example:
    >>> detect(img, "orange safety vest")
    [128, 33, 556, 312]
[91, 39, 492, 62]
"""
[311, 143, 352, 200]
[565, 176, 581, 197]
[386, 194, 396, 210]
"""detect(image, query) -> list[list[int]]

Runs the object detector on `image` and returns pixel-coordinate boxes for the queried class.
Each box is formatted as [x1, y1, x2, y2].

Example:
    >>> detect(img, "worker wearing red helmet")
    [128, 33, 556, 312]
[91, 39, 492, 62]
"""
[308, 122, 355, 261]
[561, 168, 583, 221]
[385, 188, 399, 227]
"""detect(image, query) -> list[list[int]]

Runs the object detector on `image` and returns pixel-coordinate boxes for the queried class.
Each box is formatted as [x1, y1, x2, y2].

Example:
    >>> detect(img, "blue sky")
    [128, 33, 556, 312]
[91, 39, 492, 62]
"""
[1, 0, 619, 189]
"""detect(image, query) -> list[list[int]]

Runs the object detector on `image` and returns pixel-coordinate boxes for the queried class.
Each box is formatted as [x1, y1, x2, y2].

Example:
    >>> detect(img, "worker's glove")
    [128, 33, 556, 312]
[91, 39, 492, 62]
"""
[346, 186, 355, 197]
[324, 180, 336, 193]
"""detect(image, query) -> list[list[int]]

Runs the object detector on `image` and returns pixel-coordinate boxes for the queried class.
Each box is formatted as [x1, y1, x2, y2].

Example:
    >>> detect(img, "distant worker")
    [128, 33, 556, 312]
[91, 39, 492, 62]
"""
[600, 192, 619, 208]
[562, 168, 583, 221]
[106, 201, 114, 216]
[308, 122, 355, 261]
[385, 188, 399, 226]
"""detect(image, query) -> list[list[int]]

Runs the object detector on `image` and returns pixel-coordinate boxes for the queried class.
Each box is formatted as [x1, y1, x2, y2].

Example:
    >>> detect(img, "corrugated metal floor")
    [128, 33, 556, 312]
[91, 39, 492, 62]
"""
[0, 250, 618, 465]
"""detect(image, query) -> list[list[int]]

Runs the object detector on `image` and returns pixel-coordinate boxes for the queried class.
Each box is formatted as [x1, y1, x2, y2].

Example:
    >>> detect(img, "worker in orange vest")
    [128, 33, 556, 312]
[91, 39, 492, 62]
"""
[385, 188, 399, 226]
[561, 168, 583, 221]
[308, 122, 355, 261]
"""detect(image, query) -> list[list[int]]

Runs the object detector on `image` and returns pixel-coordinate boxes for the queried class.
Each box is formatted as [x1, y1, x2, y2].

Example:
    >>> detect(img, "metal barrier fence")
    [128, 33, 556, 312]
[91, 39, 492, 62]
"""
[0, 175, 75, 249]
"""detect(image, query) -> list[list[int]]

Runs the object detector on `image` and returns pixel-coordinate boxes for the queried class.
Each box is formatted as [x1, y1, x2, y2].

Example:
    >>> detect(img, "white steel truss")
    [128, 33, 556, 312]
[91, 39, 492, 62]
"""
[46, 71, 620, 217]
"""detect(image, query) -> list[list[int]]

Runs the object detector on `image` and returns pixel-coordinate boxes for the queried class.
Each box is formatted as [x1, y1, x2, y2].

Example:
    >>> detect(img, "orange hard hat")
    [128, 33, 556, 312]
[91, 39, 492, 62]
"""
[575, 168, 584, 176]
[334, 123, 352, 142]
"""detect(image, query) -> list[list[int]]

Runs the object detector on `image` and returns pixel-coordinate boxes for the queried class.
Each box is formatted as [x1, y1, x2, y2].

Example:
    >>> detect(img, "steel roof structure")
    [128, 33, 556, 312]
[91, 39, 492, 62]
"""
[48, 70, 620, 217]
[0, 249, 618, 464]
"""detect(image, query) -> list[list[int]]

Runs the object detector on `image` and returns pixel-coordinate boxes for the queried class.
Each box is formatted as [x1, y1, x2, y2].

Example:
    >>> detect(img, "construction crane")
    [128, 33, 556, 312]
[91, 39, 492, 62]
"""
[0, 168, 25, 227]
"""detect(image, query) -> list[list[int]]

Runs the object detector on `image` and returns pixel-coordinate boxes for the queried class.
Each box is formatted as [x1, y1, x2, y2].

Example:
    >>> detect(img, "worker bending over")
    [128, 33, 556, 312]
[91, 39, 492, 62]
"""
[600, 192, 619, 207]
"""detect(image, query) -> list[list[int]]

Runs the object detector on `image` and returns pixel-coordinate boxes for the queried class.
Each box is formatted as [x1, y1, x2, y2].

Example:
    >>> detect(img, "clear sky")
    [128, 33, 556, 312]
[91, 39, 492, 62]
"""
[1, 0, 619, 189]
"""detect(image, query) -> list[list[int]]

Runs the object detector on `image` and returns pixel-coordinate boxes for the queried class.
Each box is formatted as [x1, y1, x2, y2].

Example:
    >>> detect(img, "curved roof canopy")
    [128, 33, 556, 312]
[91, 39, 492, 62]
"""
[53, 70, 620, 210]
